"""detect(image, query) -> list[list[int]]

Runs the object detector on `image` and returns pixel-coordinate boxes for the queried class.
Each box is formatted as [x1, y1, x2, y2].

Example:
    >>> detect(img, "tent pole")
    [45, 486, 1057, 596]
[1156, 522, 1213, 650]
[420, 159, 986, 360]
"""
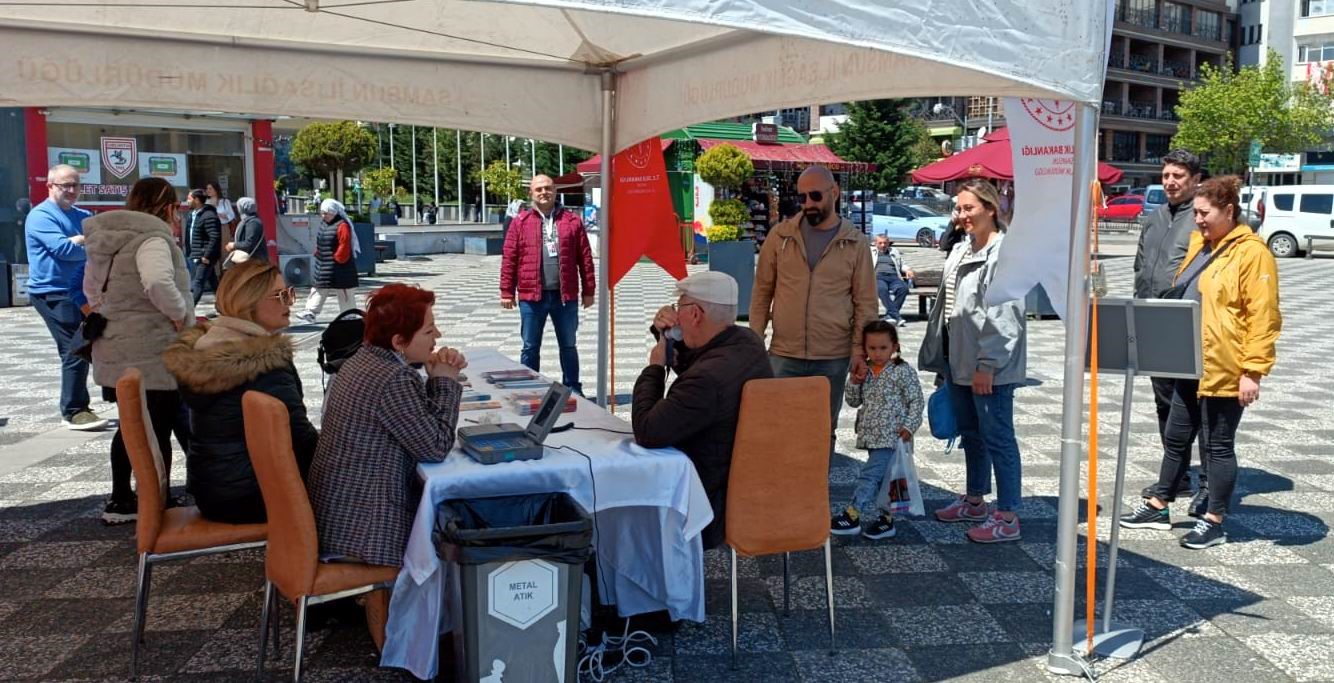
[456, 130, 463, 221]
[596, 70, 616, 408]
[480, 133, 487, 221]
[433, 127, 439, 208]
[1048, 103, 1098, 677]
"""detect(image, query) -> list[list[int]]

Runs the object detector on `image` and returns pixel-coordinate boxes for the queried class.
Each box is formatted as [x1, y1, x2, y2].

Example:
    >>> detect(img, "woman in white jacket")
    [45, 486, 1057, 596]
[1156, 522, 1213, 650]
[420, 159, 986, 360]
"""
[83, 177, 195, 525]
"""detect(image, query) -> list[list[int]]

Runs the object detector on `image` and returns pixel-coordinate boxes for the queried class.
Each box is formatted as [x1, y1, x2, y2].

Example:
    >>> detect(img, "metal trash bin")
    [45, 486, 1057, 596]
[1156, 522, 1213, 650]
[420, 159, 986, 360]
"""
[434, 492, 592, 683]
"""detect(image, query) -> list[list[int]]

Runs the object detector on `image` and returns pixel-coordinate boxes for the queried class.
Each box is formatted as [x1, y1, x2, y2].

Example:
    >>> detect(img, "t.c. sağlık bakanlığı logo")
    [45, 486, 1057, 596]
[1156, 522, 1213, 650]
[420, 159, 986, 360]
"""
[1018, 98, 1075, 132]
[624, 140, 655, 171]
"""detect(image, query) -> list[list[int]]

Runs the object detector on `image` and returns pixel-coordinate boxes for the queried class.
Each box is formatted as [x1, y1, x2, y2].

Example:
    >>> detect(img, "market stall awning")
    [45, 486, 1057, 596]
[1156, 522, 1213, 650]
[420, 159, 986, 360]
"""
[696, 138, 875, 174]
[911, 134, 1122, 184]
[576, 138, 675, 174]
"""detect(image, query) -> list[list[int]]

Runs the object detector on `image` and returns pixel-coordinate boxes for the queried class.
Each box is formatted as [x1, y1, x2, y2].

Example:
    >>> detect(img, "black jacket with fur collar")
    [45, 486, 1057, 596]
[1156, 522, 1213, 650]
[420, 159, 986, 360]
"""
[163, 319, 319, 523]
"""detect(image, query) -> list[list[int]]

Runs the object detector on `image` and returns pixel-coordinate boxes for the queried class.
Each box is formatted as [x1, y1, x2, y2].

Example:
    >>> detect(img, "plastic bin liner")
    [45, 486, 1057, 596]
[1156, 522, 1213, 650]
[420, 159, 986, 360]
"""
[434, 492, 592, 565]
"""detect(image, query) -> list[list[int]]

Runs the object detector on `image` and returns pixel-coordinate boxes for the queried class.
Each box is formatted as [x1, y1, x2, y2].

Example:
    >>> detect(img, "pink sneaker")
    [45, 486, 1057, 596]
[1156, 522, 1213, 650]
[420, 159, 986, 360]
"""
[934, 496, 990, 523]
[966, 512, 1022, 543]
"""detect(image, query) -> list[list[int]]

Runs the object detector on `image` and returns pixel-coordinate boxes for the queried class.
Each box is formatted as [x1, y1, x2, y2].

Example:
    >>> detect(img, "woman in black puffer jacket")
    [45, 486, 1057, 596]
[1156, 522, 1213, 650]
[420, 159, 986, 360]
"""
[163, 259, 318, 524]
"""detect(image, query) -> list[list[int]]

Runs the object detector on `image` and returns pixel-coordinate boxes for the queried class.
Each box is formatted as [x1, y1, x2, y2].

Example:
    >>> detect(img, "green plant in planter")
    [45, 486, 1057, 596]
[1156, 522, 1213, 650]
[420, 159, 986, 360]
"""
[705, 224, 742, 242]
[695, 143, 755, 243]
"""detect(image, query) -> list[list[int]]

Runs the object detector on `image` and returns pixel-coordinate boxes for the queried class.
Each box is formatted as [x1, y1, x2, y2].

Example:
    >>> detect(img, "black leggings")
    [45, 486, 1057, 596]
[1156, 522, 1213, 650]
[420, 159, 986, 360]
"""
[106, 388, 190, 502]
[1152, 379, 1243, 517]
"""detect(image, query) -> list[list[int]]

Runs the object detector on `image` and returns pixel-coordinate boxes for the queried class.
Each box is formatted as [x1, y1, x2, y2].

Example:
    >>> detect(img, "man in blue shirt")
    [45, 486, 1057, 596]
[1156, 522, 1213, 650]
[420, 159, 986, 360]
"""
[25, 164, 107, 430]
[873, 235, 914, 327]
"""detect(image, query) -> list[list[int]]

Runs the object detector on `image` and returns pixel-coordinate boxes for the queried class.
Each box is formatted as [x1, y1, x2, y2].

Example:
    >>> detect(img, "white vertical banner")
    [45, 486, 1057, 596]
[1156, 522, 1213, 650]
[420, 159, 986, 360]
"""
[986, 98, 1079, 315]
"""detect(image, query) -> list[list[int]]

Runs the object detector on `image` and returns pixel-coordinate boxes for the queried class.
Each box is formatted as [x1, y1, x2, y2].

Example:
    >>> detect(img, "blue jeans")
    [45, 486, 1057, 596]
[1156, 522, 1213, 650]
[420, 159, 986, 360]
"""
[519, 290, 582, 394]
[877, 275, 909, 322]
[851, 446, 898, 515]
[30, 291, 92, 418]
[949, 382, 1023, 512]
[770, 355, 850, 454]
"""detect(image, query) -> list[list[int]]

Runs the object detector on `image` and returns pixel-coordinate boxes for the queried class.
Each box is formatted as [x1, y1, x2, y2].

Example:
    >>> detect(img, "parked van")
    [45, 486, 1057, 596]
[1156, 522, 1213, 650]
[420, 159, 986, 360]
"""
[1257, 185, 1334, 258]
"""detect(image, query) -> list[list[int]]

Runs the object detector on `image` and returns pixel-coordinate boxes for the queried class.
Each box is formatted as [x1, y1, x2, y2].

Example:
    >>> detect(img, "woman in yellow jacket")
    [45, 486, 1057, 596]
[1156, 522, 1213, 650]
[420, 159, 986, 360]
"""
[1121, 175, 1281, 549]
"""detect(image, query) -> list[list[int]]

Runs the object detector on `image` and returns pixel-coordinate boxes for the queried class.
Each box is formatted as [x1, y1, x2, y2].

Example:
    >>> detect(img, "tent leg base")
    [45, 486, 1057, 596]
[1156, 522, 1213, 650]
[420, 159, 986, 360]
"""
[1071, 620, 1144, 660]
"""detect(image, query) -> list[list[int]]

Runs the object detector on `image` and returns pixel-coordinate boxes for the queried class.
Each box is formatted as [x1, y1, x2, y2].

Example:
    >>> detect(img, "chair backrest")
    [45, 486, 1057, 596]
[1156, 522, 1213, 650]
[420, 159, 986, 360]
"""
[118, 369, 168, 554]
[725, 376, 832, 556]
[242, 391, 318, 600]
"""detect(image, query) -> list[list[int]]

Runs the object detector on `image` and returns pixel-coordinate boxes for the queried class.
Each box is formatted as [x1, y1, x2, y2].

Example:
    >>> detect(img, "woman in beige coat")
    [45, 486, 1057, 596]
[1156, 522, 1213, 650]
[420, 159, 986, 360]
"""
[82, 177, 194, 524]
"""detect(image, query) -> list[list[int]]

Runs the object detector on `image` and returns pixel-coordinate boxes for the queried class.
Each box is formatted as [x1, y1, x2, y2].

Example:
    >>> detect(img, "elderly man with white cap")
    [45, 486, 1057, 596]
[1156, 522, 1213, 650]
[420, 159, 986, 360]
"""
[632, 271, 773, 549]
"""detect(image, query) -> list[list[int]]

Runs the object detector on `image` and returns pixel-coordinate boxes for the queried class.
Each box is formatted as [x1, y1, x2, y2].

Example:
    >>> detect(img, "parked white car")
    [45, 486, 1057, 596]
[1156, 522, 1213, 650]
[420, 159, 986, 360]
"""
[1257, 185, 1334, 258]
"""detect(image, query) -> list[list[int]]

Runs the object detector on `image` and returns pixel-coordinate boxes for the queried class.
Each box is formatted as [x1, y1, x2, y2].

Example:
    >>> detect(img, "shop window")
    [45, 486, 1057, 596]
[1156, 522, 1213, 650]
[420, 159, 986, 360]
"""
[45, 121, 248, 206]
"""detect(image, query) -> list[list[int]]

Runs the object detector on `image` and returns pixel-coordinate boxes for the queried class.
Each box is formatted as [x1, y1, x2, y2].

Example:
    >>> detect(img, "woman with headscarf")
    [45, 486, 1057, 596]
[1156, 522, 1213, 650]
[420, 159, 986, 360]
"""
[295, 198, 360, 324]
[223, 197, 268, 269]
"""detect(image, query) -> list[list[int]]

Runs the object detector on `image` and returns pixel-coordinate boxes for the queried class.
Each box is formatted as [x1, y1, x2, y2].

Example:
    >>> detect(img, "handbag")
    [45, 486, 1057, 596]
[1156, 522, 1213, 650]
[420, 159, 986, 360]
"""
[221, 248, 251, 270]
[1160, 240, 1234, 300]
[927, 382, 958, 453]
[73, 251, 116, 362]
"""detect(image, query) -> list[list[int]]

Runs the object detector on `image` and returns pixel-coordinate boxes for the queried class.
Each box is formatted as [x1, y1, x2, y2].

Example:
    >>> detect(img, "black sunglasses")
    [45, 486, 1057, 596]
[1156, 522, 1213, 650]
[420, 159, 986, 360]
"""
[797, 187, 834, 204]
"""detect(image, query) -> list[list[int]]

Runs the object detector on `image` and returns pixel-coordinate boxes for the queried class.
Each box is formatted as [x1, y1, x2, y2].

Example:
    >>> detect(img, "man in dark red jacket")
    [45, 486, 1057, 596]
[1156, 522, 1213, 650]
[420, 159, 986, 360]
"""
[500, 174, 596, 394]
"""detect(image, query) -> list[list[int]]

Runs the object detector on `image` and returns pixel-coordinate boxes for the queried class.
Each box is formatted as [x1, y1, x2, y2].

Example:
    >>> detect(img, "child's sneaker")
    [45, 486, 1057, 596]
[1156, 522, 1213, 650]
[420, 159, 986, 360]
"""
[862, 514, 897, 540]
[1118, 499, 1171, 530]
[966, 512, 1021, 543]
[1180, 517, 1227, 549]
[830, 507, 861, 536]
[934, 496, 989, 523]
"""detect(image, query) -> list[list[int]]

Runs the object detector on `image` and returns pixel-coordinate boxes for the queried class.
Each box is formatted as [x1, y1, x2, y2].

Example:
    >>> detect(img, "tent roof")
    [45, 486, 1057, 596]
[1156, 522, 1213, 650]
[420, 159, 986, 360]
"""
[0, 0, 1109, 153]
[911, 138, 1123, 184]
[665, 122, 807, 144]
[696, 139, 872, 173]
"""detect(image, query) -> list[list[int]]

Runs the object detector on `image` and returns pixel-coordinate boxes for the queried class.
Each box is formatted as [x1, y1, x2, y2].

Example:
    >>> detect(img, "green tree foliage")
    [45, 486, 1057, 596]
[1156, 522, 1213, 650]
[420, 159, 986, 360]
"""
[362, 167, 397, 204]
[290, 121, 377, 196]
[1173, 51, 1334, 174]
[707, 198, 749, 227]
[476, 160, 525, 201]
[695, 143, 754, 190]
[827, 99, 933, 194]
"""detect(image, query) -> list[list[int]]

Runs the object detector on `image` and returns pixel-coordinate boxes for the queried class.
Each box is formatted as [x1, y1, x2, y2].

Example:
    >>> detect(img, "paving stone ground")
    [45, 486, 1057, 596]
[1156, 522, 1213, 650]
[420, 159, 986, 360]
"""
[1, 238, 1331, 682]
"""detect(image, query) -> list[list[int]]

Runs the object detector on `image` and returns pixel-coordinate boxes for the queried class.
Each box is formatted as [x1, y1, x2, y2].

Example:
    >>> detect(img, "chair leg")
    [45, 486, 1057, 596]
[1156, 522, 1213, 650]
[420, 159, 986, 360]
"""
[293, 596, 309, 683]
[257, 580, 274, 676]
[130, 552, 153, 679]
[729, 547, 739, 671]
[271, 591, 281, 662]
[782, 552, 791, 616]
[823, 538, 836, 656]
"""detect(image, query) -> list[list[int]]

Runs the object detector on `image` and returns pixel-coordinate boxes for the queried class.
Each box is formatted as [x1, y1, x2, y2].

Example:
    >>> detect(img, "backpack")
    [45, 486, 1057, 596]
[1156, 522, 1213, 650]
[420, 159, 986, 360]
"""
[318, 308, 366, 375]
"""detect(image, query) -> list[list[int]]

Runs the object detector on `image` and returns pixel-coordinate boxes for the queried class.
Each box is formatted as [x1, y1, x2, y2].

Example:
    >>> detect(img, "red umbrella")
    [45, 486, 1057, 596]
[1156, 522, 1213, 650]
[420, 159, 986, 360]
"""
[912, 128, 1123, 184]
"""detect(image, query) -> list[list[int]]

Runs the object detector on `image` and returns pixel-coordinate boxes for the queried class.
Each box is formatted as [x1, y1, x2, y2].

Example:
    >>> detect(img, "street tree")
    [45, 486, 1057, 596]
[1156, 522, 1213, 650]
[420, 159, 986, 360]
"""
[476, 160, 525, 202]
[1173, 51, 1334, 174]
[290, 121, 377, 201]
[827, 99, 933, 195]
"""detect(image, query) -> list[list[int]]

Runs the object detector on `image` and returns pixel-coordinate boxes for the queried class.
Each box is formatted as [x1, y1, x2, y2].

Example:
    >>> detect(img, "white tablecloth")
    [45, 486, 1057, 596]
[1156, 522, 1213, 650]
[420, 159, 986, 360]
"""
[380, 349, 713, 680]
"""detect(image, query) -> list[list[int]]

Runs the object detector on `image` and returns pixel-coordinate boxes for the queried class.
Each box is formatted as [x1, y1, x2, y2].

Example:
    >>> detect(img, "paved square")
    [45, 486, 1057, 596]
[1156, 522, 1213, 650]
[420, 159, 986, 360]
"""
[0, 242, 1330, 681]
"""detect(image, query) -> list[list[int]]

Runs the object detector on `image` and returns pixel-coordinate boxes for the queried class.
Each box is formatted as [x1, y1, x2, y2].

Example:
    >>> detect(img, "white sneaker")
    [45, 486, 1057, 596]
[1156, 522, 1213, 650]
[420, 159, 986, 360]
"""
[64, 409, 109, 431]
[294, 312, 317, 325]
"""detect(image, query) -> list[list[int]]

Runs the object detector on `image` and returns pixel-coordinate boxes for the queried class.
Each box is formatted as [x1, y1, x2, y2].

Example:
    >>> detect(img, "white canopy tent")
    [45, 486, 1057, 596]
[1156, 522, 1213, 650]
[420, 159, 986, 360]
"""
[0, 0, 1108, 674]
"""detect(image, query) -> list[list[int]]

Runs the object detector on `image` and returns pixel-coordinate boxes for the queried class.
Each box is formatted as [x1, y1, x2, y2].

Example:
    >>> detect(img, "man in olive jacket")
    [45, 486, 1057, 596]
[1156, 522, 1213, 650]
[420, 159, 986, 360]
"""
[1133, 149, 1206, 507]
[750, 165, 878, 453]
[632, 272, 772, 549]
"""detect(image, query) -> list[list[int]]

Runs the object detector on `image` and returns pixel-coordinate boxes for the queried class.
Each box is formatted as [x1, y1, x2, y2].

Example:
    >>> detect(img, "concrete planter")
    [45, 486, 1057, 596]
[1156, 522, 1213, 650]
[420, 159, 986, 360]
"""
[706, 239, 755, 319]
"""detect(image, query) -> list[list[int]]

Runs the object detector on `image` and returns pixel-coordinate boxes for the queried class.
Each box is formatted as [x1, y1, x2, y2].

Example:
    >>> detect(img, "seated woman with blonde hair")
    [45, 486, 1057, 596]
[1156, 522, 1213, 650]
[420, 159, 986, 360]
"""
[163, 259, 319, 524]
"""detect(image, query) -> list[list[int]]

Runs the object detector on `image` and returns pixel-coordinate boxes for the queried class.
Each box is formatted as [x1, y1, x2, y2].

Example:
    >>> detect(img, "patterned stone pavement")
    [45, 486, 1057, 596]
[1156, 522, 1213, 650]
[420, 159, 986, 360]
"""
[1, 242, 1332, 682]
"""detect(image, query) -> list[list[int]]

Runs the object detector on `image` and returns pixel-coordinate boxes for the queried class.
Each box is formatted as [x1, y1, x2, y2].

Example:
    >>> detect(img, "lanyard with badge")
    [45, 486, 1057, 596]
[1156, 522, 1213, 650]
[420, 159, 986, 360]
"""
[543, 212, 558, 258]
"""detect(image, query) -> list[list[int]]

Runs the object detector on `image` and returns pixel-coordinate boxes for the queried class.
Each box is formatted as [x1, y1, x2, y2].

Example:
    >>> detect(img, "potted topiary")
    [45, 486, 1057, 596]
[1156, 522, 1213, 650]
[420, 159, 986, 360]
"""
[362, 167, 398, 227]
[696, 143, 756, 315]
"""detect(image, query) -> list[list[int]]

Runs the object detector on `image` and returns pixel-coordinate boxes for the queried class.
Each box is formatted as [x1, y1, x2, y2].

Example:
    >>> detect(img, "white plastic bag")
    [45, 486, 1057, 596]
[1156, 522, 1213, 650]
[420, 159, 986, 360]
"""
[876, 440, 924, 517]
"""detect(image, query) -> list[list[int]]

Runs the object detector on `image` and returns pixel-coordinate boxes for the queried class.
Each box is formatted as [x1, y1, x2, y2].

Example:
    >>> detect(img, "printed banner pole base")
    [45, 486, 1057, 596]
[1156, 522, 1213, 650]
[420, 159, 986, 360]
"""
[1071, 620, 1144, 660]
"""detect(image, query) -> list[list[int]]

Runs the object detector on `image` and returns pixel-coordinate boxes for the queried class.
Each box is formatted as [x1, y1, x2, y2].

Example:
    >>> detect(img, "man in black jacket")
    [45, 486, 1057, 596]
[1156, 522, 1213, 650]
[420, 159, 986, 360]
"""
[632, 272, 772, 549]
[1132, 149, 1206, 512]
[187, 189, 222, 304]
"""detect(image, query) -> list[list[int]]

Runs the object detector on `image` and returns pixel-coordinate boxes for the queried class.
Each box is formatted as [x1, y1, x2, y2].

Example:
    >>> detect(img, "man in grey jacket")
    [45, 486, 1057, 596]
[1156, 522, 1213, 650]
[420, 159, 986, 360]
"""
[1132, 149, 1205, 510]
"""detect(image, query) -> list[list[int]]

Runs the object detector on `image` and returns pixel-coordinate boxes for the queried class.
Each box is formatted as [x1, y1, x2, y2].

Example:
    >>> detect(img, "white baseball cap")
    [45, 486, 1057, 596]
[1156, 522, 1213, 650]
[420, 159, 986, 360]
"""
[673, 271, 738, 306]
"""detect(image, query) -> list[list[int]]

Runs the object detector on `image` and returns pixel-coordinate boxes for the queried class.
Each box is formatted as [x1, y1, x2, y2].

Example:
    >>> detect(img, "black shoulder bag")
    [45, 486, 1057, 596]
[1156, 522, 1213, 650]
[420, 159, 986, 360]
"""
[73, 252, 115, 362]
[1159, 240, 1234, 300]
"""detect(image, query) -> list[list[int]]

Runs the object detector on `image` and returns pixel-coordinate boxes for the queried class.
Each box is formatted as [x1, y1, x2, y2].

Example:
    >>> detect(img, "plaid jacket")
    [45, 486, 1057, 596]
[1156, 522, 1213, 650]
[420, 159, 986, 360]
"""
[307, 344, 462, 567]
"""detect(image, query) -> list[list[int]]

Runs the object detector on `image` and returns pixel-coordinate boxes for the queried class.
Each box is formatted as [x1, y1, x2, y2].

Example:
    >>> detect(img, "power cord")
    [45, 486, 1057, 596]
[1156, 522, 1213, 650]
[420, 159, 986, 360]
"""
[575, 618, 657, 682]
[565, 424, 633, 435]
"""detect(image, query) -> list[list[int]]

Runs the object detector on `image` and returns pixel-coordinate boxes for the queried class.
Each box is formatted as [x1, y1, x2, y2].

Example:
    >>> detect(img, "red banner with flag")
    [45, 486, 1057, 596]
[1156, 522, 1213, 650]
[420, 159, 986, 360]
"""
[607, 137, 687, 286]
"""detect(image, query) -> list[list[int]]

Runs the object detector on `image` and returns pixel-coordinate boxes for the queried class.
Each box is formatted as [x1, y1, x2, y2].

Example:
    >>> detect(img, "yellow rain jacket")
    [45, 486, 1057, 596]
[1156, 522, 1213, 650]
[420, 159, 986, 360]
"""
[1176, 224, 1281, 397]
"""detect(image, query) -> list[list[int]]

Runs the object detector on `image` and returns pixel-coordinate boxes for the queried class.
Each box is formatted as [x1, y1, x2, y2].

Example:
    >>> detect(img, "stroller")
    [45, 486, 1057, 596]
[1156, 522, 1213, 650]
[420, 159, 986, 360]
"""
[317, 308, 366, 397]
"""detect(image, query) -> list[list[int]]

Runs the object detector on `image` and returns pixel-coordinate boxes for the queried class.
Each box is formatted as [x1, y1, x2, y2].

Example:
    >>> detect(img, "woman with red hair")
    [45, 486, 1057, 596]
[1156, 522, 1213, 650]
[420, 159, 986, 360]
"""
[306, 283, 466, 650]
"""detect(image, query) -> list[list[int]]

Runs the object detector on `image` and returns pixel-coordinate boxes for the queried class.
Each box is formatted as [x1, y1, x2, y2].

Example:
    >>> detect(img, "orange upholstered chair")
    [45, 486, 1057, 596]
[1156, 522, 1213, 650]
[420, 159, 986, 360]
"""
[243, 391, 399, 682]
[725, 376, 834, 668]
[119, 368, 267, 678]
